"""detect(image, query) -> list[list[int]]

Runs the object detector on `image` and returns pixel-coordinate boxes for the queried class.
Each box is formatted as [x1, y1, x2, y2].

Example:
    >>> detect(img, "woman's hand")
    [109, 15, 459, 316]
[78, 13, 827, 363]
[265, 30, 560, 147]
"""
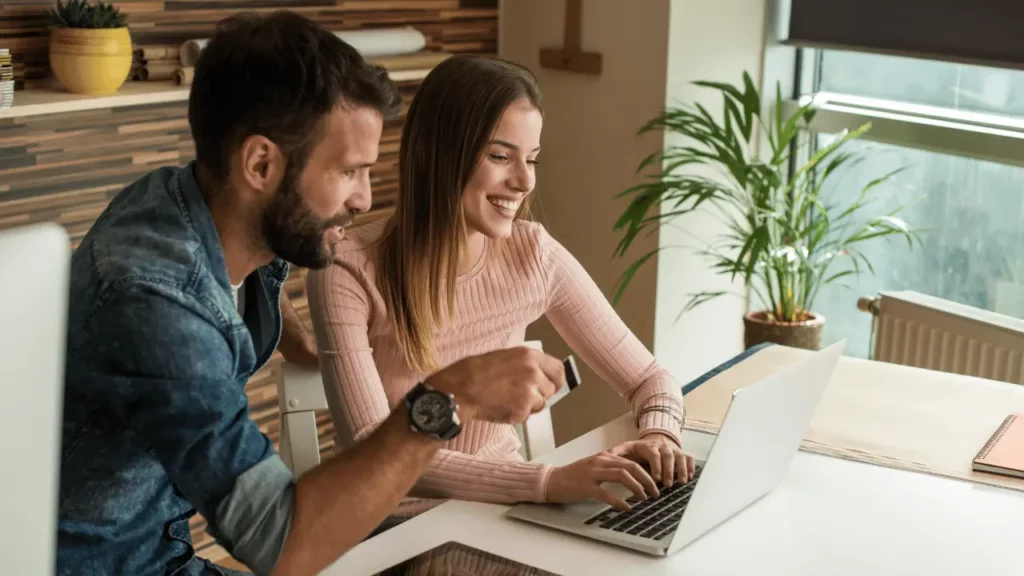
[609, 433, 695, 488]
[546, 452, 660, 511]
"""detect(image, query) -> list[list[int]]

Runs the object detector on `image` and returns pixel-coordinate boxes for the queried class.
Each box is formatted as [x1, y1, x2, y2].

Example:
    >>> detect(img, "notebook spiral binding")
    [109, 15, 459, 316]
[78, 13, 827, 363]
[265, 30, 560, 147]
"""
[977, 414, 1017, 460]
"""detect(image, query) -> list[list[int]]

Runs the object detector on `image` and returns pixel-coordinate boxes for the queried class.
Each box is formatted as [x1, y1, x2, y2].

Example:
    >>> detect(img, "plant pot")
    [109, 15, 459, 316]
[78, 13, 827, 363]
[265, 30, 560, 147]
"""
[743, 310, 825, 350]
[49, 27, 132, 95]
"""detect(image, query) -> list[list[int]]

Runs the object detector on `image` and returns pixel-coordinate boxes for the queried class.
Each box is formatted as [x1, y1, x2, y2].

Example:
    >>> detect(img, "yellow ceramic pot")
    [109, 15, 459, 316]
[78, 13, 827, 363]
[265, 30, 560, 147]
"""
[49, 27, 132, 95]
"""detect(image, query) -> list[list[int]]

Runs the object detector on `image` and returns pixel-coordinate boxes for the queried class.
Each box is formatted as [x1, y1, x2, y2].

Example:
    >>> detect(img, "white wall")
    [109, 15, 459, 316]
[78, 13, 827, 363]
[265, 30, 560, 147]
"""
[501, 0, 770, 444]
[653, 0, 770, 383]
[501, 0, 672, 444]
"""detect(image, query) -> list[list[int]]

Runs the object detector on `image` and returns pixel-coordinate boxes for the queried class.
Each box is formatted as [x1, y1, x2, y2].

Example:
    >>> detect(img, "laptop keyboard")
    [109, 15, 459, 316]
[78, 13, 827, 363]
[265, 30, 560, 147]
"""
[584, 465, 703, 541]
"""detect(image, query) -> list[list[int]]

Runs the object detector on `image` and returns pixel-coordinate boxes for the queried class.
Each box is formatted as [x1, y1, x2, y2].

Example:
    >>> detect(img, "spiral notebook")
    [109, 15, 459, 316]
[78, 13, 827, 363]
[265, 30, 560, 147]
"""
[973, 414, 1024, 479]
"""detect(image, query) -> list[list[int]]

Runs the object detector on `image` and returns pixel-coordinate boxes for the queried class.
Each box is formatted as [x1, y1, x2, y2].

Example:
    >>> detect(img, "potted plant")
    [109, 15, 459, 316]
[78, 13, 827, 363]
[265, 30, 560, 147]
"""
[611, 73, 920, 350]
[48, 0, 131, 95]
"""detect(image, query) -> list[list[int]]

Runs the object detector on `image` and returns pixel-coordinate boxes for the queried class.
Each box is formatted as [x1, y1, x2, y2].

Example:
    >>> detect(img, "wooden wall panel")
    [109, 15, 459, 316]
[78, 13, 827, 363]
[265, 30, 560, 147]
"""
[0, 0, 496, 88]
[0, 0, 498, 569]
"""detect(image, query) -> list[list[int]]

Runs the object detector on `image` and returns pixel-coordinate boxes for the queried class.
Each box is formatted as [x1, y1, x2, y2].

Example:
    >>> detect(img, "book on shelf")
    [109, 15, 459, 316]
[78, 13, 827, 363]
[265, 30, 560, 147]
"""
[0, 75, 12, 108]
[1, 48, 10, 85]
[973, 413, 1024, 479]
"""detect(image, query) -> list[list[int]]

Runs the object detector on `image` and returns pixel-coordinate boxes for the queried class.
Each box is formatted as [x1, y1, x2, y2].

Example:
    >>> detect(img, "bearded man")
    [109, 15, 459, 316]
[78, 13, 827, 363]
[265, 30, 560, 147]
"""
[55, 11, 563, 576]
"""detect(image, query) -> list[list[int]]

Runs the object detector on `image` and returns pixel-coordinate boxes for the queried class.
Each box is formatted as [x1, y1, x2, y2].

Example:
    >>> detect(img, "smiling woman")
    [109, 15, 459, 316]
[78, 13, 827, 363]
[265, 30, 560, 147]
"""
[461, 106, 544, 257]
[306, 54, 693, 531]
[379, 55, 545, 372]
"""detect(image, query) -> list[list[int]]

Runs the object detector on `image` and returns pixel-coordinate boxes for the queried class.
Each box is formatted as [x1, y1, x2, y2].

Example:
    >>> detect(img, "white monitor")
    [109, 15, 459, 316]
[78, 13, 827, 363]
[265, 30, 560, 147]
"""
[0, 223, 70, 575]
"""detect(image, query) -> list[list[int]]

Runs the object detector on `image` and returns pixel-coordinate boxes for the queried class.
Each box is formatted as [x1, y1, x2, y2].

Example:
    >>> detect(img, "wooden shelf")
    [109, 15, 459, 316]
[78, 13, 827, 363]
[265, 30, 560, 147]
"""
[0, 82, 190, 120]
[0, 54, 444, 121]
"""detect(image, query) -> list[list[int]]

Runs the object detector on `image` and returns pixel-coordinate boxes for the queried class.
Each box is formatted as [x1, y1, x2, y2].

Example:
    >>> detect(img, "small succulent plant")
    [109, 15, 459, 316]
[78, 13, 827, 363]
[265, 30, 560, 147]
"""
[49, 0, 127, 29]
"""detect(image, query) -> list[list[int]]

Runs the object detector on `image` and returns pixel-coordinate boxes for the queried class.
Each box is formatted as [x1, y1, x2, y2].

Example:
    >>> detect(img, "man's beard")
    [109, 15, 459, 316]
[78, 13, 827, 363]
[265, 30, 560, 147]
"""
[261, 163, 352, 269]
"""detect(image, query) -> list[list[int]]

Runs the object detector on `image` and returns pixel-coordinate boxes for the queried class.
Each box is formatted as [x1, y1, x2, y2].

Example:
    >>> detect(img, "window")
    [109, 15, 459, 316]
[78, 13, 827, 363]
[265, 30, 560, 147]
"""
[804, 50, 1024, 357]
[817, 50, 1024, 117]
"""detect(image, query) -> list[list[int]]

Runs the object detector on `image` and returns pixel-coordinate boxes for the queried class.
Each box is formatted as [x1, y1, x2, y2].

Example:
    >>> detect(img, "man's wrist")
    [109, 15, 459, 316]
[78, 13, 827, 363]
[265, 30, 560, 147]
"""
[403, 382, 463, 441]
[422, 375, 478, 422]
[392, 403, 443, 446]
[454, 398, 478, 423]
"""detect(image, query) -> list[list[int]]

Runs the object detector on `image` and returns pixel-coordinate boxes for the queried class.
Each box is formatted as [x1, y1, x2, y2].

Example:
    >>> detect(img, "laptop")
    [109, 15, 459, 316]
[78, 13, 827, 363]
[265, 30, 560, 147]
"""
[506, 340, 845, 557]
[0, 223, 71, 575]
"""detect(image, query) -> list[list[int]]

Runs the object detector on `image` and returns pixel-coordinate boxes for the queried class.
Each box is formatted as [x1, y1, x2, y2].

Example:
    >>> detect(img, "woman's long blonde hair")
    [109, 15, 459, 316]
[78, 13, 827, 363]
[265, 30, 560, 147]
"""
[377, 54, 543, 373]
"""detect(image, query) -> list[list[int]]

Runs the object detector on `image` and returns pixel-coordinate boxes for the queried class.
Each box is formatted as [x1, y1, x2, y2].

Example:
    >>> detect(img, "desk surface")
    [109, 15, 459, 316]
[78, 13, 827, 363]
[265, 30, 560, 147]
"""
[326, 408, 1024, 576]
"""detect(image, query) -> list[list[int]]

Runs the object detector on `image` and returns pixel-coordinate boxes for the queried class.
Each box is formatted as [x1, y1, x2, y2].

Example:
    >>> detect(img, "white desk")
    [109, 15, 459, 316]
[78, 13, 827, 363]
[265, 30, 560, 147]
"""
[325, 412, 1024, 576]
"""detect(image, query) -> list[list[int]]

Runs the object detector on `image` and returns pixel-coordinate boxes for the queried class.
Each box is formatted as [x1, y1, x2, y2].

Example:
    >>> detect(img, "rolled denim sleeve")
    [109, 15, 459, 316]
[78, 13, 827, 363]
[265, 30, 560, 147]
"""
[86, 285, 295, 574]
[210, 454, 295, 575]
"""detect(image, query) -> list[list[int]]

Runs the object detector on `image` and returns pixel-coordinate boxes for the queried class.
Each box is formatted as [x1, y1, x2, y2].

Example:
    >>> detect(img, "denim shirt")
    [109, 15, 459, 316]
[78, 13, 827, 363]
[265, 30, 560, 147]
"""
[57, 163, 296, 576]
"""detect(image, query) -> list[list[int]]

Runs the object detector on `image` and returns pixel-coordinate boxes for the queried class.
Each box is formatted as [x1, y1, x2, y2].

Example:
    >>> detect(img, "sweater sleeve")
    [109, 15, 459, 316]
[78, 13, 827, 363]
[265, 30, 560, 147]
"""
[306, 258, 552, 505]
[538, 226, 685, 446]
[306, 261, 390, 446]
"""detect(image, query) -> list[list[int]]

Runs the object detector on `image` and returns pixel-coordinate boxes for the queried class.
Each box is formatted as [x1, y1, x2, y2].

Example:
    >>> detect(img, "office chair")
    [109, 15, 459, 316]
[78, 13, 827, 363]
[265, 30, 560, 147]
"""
[276, 361, 329, 477]
[515, 340, 557, 460]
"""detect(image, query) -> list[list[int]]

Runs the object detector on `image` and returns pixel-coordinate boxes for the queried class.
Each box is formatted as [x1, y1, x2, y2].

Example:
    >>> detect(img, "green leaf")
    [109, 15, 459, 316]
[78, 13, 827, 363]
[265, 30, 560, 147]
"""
[612, 248, 662, 305]
[634, 150, 664, 175]
[824, 269, 856, 284]
[797, 124, 872, 181]
[676, 290, 729, 321]
[693, 80, 746, 105]
[742, 72, 761, 121]
[49, 0, 126, 28]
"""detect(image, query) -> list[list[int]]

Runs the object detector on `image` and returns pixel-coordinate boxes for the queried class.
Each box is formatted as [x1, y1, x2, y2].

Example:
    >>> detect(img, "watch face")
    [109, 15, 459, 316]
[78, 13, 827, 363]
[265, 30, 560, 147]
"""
[411, 392, 452, 433]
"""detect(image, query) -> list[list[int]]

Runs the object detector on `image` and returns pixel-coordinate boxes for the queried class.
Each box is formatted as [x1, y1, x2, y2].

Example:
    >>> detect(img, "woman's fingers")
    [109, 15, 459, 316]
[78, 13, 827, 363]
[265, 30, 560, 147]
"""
[674, 449, 689, 484]
[659, 445, 676, 487]
[632, 441, 662, 488]
[595, 487, 631, 512]
[596, 468, 647, 501]
[620, 457, 659, 498]
[593, 453, 659, 498]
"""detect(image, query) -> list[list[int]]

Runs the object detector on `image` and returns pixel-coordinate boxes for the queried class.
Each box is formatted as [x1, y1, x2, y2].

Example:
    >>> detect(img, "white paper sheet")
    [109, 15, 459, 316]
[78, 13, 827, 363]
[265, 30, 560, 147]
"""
[180, 26, 427, 67]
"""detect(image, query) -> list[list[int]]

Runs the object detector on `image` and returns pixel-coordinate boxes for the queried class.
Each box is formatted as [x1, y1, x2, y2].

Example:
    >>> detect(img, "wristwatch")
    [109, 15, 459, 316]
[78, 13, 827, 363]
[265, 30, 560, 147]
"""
[404, 382, 462, 441]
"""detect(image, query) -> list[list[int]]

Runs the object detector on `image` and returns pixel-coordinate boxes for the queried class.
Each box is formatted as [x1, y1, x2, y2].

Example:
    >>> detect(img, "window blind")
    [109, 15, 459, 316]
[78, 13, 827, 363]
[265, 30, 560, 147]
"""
[781, 0, 1024, 70]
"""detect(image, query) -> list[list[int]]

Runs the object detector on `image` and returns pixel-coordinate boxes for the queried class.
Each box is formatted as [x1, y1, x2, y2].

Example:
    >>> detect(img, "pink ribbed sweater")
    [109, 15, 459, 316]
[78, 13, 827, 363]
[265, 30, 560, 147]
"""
[306, 219, 684, 516]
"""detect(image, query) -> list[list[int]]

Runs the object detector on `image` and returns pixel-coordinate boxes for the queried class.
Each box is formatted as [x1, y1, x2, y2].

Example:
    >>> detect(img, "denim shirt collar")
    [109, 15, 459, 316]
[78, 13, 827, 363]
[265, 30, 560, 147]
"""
[171, 161, 289, 289]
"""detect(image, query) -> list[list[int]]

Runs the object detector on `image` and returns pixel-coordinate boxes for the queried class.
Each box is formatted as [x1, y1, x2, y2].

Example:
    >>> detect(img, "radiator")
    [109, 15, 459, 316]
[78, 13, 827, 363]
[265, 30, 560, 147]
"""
[857, 291, 1024, 385]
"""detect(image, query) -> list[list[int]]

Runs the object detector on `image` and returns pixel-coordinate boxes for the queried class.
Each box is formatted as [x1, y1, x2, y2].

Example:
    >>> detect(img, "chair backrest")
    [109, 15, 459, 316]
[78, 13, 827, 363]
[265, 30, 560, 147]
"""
[277, 361, 329, 477]
[516, 341, 557, 460]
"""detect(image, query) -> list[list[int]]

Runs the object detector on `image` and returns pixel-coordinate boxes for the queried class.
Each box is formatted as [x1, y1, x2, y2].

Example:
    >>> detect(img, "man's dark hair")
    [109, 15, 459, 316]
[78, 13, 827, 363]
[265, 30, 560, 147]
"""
[188, 11, 402, 183]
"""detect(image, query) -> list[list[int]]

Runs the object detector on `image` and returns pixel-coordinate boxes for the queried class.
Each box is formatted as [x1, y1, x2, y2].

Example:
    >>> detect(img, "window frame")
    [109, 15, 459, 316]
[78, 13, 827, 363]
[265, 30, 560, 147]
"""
[768, 44, 1024, 357]
[785, 48, 1024, 169]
